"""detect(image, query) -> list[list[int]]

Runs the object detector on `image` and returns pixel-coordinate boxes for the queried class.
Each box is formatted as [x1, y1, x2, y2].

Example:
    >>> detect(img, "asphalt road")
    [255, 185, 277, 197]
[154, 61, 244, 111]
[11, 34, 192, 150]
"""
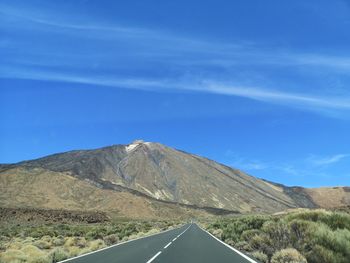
[61, 223, 257, 263]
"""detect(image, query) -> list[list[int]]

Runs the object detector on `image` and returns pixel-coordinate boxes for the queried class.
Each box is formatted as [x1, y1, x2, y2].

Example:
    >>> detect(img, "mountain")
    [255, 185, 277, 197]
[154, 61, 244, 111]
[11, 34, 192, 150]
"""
[1, 140, 349, 218]
[0, 167, 229, 219]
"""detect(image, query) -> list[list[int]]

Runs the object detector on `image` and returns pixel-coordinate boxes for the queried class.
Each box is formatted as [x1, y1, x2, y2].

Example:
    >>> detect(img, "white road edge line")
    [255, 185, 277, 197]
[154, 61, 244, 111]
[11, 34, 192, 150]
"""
[164, 242, 172, 249]
[197, 224, 258, 263]
[146, 251, 162, 263]
[58, 224, 188, 263]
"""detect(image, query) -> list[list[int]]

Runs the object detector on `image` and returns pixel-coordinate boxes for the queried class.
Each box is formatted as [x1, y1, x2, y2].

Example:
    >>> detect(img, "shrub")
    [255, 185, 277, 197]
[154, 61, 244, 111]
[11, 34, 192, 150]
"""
[220, 216, 269, 242]
[307, 244, 336, 263]
[33, 240, 51, 250]
[311, 223, 350, 256]
[0, 249, 27, 263]
[86, 228, 104, 240]
[288, 219, 315, 250]
[287, 210, 350, 231]
[64, 237, 87, 248]
[41, 236, 52, 243]
[52, 236, 65, 246]
[66, 246, 80, 257]
[145, 228, 160, 236]
[322, 212, 350, 230]
[333, 228, 350, 258]
[8, 241, 23, 250]
[241, 229, 262, 242]
[22, 237, 36, 245]
[262, 220, 291, 250]
[50, 248, 69, 263]
[307, 227, 350, 263]
[224, 238, 236, 247]
[88, 239, 106, 251]
[249, 234, 274, 257]
[103, 234, 119, 246]
[211, 229, 223, 239]
[235, 241, 252, 252]
[21, 245, 51, 263]
[75, 237, 87, 248]
[250, 251, 268, 263]
[271, 248, 307, 263]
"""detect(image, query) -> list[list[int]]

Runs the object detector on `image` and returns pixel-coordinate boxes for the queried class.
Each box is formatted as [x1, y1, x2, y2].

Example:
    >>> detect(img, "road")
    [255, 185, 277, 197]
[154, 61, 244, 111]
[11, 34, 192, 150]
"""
[61, 223, 257, 263]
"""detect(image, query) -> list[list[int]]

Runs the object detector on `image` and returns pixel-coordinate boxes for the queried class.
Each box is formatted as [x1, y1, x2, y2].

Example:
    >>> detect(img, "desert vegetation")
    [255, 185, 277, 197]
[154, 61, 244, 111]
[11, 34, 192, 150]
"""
[205, 209, 350, 263]
[0, 219, 181, 263]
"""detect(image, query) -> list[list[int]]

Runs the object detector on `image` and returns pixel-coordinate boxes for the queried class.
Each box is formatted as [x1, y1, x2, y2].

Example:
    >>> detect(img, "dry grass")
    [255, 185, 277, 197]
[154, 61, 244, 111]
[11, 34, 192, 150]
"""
[0, 167, 213, 219]
[306, 187, 350, 208]
[21, 245, 50, 263]
[0, 249, 27, 263]
[0, 219, 181, 262]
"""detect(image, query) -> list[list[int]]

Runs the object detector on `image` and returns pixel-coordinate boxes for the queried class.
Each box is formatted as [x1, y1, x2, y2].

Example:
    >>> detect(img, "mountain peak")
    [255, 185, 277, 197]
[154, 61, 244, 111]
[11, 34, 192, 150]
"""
[4, 142, 346, 214]
[125, 140, 152, 152]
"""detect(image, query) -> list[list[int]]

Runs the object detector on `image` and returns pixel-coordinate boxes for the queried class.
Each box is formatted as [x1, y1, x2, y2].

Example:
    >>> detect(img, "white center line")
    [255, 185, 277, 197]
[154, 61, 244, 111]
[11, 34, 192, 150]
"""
[146, 251, 162, 263]
[145, 224, 192, 262]
[164, 242, 172, 249]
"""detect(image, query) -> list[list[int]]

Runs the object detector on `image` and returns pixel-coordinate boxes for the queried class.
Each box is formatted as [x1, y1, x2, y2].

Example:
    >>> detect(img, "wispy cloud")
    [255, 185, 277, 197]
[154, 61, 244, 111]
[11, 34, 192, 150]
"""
[2, 64, 350, 117]
[224, 151, 271, 171]
[307, 154, 349, 166]
[224, 151, 350, 187]
[291, 54, 350, 73]
[197, 82, 350, 111]
[1, 2, 350, 117]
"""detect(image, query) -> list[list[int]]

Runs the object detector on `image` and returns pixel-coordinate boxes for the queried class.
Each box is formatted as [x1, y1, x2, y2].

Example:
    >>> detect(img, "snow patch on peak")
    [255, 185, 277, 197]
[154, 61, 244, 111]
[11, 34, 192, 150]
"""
[125, 140, 151, 152]
[125, 143, 139, 153]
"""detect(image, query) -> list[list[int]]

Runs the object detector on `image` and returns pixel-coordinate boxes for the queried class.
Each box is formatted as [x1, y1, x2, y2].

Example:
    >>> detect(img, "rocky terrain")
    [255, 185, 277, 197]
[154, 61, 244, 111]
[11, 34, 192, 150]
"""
[0, 207, 109, 224]
[1, 140, 349, 218]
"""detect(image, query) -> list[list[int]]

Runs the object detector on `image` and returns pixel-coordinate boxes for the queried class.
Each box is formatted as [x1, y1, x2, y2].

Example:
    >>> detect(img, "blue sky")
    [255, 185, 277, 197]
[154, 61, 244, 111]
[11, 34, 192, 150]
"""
[1, 0, 350, 187]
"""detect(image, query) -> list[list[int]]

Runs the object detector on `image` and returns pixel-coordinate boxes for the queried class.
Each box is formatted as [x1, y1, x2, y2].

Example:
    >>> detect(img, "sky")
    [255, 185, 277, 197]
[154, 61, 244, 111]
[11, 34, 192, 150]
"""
[1, 0, 350, 187]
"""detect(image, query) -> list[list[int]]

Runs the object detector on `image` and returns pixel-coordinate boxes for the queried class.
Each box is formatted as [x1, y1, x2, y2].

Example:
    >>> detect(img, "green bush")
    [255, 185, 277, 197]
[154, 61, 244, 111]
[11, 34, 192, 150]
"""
[33, 240, 51, 249]
[307, 244, 339, 263]
[249, 233, 274, 257]
[241, 229, 261, 242]
[86, 228, 104, 240]
[234, 241, 253, 252]
[52, 236, 65, 246]
[288, 219, 314, 249]
[250, 251, 268, 263]
[21, 245, 51, 263]
[271, 248, 307, 263]
[206, 209, 350, 263]
[0, 249, 27, 263]
[103, 234, 119, 246]
[88, 239, 105, 251]
[307, 225, 350, 263]
[211, 229, 223, 239]
[50, 248, 69, 263]
[262, 220, 291, 250]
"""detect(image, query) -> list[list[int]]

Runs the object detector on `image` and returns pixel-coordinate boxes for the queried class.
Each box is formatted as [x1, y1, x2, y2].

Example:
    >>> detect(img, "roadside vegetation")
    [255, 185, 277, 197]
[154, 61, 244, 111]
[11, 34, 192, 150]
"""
[205, 209, 350, 263]
[0, 219, 181, 263]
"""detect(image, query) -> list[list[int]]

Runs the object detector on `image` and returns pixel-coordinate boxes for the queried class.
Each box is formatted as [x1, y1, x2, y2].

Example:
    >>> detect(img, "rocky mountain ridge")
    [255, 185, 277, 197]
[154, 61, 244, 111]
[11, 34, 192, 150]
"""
[1, 140, 349, 217]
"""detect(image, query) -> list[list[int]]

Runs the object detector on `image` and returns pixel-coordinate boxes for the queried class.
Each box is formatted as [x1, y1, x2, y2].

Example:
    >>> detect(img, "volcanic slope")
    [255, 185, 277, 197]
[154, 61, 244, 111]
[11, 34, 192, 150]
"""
[2, 140, 338, 214]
